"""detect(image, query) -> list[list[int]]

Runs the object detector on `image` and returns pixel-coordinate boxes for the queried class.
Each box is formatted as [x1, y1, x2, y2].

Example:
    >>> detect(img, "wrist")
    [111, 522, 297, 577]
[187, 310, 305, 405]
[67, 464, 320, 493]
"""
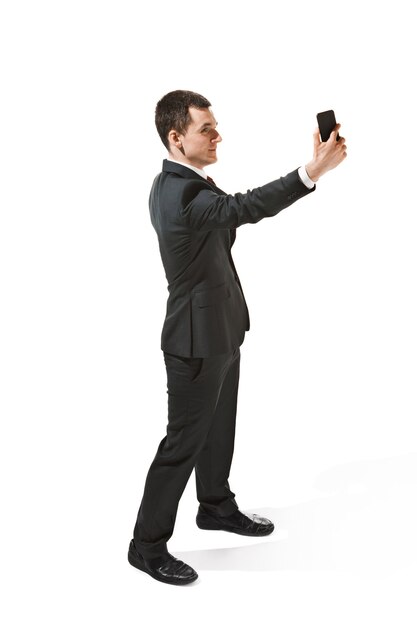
[305, 161, 321, 183]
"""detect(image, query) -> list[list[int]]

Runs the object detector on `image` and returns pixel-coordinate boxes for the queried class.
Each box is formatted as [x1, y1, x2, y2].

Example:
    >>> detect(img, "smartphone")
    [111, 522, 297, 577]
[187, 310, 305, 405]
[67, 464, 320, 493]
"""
[317, 110, 339, 142]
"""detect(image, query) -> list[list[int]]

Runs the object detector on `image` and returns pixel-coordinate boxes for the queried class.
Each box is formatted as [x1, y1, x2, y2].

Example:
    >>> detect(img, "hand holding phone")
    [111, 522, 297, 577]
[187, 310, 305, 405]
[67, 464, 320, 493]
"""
[305, 111, 347, 182]
[317, 110, 340, 142]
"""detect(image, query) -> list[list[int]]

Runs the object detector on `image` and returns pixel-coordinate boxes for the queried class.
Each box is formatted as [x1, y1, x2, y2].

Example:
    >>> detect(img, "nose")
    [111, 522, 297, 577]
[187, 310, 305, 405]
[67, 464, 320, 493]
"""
[212, 130, 222, 144]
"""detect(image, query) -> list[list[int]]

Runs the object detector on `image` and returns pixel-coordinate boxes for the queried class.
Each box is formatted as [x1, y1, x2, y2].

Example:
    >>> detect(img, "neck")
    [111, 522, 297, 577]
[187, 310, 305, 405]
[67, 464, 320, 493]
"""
[168, 151, 205, 170]
[168, 157, 206, 172]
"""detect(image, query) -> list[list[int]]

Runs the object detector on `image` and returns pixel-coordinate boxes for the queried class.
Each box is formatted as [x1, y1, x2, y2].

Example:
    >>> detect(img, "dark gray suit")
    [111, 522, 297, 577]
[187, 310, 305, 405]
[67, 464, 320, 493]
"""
[132, 159, 315, 560]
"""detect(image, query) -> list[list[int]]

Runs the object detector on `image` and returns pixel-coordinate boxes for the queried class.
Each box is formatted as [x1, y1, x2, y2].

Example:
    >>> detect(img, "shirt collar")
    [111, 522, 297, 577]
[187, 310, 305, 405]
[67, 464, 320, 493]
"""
[166, 156, 208, 180]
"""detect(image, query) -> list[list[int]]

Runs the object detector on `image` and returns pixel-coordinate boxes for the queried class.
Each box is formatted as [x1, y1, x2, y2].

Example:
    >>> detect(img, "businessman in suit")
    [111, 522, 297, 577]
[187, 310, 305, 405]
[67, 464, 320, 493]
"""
[128, 90, 347, 585]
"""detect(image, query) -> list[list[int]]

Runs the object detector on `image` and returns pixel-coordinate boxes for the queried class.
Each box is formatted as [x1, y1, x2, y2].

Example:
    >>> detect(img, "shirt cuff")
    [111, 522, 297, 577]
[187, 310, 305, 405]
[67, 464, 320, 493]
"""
[298, 165, 315, 189]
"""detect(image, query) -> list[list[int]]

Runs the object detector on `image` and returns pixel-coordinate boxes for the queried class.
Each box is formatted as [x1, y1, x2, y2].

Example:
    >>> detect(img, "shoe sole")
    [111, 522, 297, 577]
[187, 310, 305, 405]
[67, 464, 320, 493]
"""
[128, 549, 198, 586]
[196, 517, 274, 536]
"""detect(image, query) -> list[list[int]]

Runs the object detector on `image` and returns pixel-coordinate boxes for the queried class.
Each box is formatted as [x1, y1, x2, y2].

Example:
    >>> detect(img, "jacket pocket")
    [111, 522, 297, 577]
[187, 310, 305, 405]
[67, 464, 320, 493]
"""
[192, 282, 231, 308]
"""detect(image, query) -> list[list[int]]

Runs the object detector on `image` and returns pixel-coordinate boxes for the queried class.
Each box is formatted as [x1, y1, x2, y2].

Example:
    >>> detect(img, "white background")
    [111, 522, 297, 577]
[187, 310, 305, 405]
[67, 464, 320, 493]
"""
[1, 0, 416, 623]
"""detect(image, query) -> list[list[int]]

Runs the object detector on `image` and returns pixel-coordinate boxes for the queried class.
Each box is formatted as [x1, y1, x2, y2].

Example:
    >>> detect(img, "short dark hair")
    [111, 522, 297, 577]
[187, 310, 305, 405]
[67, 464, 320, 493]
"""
[155, 90, 211, 151]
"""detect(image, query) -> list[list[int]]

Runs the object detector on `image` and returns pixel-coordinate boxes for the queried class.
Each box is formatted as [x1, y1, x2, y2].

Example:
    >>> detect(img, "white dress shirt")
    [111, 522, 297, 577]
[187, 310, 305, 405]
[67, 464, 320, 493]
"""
[166, 156, 315, 189]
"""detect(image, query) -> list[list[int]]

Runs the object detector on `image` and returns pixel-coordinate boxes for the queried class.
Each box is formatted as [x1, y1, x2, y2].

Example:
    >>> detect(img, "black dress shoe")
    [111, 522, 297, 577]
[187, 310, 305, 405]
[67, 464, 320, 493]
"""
[196, 506, 275, 536]
[127, 540, 198, 585]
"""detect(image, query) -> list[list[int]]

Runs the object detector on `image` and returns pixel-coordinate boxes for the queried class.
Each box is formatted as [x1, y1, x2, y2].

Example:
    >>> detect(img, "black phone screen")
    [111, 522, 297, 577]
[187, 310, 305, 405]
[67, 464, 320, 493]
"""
[317, 110, 339, 141]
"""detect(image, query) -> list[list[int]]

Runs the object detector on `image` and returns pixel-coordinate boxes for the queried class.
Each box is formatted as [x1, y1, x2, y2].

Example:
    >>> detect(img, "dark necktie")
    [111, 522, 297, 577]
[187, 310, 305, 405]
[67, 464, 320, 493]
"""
[207, 175, 215, 185]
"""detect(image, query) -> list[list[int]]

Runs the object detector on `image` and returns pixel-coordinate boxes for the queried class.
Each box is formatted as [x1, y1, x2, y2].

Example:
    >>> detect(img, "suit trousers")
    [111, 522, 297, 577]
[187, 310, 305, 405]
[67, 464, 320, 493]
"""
[132, 346, 241, 560]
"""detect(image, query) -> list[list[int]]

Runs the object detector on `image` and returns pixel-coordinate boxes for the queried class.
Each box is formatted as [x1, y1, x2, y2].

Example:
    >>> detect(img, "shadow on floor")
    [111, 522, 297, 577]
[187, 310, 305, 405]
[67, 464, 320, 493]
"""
[175, 452, 417, 576]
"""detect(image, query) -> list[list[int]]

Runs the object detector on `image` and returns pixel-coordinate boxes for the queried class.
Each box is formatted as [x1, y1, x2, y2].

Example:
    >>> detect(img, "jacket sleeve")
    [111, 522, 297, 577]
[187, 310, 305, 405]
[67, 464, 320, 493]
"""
[178, 168, 316, 231]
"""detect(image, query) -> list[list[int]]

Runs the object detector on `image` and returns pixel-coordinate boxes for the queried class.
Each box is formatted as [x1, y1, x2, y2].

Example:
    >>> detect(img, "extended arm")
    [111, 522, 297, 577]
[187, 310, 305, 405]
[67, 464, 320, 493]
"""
[179, 168, 315, 231]
[178, 123, 347, 232]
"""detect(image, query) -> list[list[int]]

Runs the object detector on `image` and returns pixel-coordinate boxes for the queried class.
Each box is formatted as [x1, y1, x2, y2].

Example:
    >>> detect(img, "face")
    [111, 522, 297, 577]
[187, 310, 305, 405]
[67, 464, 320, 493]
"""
[169, 106, 222, 169]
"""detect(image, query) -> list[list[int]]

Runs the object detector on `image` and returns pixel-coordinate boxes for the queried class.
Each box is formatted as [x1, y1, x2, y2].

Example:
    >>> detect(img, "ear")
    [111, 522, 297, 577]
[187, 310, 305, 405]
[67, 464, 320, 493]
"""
[168, 129, 183, 150]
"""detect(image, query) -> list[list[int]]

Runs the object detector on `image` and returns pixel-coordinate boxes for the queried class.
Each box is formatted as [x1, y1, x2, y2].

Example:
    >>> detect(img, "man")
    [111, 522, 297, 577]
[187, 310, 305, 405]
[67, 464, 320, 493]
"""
[128, 90, 347, 585]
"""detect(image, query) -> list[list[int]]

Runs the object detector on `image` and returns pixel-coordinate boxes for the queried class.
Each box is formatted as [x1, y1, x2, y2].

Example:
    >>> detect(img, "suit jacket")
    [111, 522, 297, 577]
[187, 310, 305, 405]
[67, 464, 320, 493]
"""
[149, 158, 316, 357]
